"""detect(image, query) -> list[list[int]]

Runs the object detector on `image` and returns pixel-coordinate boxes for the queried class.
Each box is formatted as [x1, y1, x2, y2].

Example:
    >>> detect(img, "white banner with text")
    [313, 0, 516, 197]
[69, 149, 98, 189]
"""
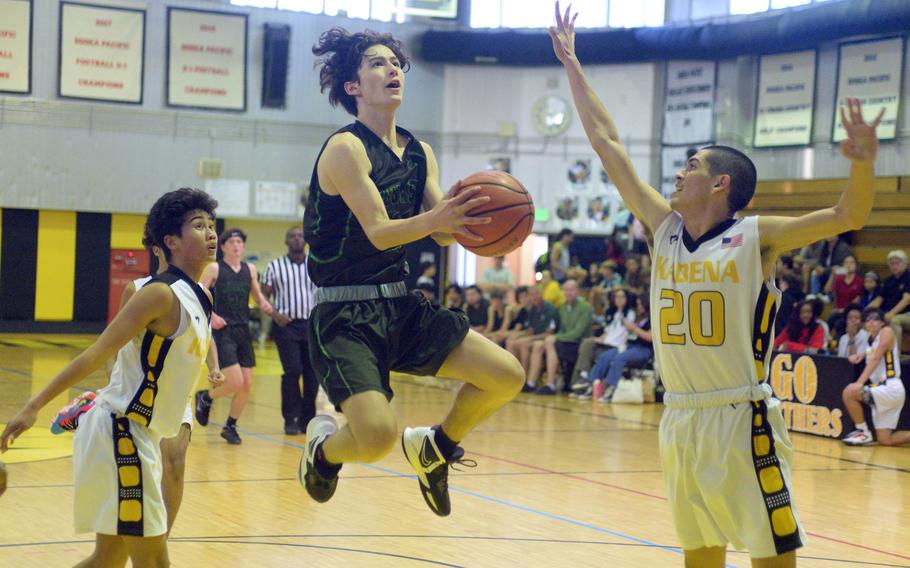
[754, 50, 816, 147]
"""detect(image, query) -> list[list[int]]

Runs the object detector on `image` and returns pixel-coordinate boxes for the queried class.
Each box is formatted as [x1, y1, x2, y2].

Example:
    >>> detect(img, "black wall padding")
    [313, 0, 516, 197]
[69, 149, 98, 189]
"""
[262, 23, 291, 108]
[74, 212, 111, 322]
[421, 0, 910, 65]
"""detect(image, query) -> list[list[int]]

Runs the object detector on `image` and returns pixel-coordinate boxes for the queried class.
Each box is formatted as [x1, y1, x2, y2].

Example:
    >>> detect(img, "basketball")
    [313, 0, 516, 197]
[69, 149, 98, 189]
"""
[453, 170, 535, 257]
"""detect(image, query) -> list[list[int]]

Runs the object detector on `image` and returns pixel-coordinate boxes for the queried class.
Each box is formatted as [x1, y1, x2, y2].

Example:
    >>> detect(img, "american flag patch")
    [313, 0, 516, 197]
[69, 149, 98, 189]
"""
[721, 233, 743, 248]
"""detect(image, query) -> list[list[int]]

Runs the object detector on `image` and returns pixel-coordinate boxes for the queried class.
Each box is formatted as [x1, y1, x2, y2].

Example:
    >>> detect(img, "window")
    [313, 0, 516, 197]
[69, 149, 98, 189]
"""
[770, 0, 810, 7]
[470, 0, 662, 29]
[277, 0, 324, 12]
[730, 0, 769, 15]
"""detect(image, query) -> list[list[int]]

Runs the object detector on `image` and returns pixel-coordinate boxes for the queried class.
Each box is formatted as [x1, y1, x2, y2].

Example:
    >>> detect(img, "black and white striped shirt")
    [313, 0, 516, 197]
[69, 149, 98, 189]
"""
[261, 255, 317, 320]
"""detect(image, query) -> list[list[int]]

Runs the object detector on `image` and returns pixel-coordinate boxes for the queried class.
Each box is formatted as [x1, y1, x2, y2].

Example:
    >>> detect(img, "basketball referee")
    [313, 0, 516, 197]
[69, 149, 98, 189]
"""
[261, 226, 319, 435]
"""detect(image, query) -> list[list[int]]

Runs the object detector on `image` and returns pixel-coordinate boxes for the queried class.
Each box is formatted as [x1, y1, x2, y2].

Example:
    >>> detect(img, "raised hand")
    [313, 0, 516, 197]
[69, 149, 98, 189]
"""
[840, 96, 885, 163]
[549, 1, 579, 65]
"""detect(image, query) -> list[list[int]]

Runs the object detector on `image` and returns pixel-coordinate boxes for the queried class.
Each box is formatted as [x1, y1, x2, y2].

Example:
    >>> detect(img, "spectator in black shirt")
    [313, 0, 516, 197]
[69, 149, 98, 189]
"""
[869, 250, 910, 346]
[464, 285, 490, 332]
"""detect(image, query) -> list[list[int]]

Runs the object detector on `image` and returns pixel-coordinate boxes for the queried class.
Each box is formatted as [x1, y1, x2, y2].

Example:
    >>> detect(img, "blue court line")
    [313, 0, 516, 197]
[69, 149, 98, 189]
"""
[228, 425, 739, 568]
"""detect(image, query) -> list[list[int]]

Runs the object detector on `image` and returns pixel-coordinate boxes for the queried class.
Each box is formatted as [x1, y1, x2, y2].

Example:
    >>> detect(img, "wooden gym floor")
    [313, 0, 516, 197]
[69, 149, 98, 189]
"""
[1, 334, 909, 567]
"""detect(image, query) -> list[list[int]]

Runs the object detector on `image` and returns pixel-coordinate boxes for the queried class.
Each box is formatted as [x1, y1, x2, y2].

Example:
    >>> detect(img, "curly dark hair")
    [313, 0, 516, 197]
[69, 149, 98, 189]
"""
[312, 27, 410, 116]
[145, 188, 217, 260]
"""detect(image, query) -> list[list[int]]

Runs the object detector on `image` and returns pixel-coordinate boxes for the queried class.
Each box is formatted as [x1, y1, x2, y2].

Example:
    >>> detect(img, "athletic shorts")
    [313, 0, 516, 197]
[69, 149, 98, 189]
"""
[869, 378, 906, 430]
[660, 384, 806, 559]
[181, 402, 193, 431]
[308, 291, 470, 408]
[214, 324, 255, 368]
[73, 401, 166, 537]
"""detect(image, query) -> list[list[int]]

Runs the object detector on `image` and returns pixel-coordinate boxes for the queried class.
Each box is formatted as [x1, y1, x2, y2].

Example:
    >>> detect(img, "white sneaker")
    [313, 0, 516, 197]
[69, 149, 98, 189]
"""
[597, 384, 616, 403]
[402, 427, 466, 517]
[842, 429, 874, 446]
[299, 415, 340, 502]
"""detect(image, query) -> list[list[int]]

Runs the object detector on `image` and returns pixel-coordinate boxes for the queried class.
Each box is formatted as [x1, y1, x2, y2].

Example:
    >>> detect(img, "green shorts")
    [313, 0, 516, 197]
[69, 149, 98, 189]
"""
[307, 291, 470, 408]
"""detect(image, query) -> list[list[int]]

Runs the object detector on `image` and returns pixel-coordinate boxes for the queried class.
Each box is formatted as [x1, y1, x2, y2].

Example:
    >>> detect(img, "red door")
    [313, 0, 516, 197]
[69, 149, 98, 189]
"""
[108, 249, 150, 322]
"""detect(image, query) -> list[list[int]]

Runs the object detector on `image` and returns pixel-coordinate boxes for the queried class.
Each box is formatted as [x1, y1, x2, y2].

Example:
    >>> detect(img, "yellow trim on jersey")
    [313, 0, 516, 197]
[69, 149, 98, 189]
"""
[34, 210, 76, 321]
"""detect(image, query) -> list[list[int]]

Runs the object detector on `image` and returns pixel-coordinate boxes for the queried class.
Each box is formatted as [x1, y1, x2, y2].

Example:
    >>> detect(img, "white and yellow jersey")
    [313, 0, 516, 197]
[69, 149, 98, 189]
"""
[867, 330, 901, 385]
[97, 267, 212, 439]
[650, 212, 779, 394]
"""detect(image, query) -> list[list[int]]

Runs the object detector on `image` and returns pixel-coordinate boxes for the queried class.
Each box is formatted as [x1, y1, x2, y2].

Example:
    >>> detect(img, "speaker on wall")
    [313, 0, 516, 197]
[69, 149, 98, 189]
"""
[262, 23, 291, 109]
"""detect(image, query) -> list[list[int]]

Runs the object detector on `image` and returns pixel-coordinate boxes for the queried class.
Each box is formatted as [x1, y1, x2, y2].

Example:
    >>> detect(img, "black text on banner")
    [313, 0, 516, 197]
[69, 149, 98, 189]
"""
[662, 60, 716, 145]
[833, 36, 904, 142]
[754, 50, 816, 147]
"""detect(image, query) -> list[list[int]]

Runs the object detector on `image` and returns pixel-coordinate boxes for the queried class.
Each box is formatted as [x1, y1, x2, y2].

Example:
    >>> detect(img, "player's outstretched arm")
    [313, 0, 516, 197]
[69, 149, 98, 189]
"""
[0, 284, 175, 452]
[318, 134, 491, 251]
[759, 98, 884, 255]
[549, 1, 671, 233]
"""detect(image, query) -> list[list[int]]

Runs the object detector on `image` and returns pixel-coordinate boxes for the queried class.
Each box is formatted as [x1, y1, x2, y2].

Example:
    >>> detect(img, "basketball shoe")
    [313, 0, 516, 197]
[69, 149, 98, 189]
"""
[50, 392, 96, 434]
[842, 428, 874, 446]
[194, 390, 212, 426]
[402, 427, 474, 517]
[300, 415, 341, 503]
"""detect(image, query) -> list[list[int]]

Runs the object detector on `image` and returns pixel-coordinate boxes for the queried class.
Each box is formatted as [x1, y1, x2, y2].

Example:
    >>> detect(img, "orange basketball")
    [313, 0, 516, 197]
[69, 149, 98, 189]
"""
[454, 170, 535, 257]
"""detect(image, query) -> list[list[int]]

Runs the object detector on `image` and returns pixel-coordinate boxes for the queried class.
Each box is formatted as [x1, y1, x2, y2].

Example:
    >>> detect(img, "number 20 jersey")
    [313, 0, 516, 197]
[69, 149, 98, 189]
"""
[650, 212, 779, 394]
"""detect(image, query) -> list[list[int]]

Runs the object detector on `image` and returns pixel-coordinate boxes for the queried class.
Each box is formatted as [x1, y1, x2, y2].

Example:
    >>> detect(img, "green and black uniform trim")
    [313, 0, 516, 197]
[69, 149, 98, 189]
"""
[304, 121, 469, 408]
[213, 260, 255, 367]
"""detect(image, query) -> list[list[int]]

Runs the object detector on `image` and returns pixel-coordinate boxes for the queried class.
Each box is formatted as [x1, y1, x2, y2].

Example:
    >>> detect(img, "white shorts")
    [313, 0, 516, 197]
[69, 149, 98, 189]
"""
[181, 401, 194, 430]
[660, 384, 806, 558]
[870, 378, 906, 430]
[73, 403, 167, 537]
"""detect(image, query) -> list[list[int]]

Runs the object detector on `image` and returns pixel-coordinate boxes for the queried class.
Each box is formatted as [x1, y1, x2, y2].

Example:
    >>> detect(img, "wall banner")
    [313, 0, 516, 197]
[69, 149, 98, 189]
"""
[754, 50, 816, 147]
[167, 7, 247, 111]
[0, 0, 32, 94]
[662, 60, 716, 145]
[660, 145, 693, 200]
[833, 36, 904, 142]
[59, 2, 145, 103]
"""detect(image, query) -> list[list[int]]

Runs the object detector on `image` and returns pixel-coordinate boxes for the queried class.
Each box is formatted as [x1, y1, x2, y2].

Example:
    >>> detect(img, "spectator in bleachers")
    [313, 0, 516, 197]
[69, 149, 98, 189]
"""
[443, 284, 464, 310]
[483, 289, 507, 337]
[808, 234, 853, 295]
[836, 304, 870, 359]
[570, 288, 636, 396]
[416, 281, 435, 302]
[464, 285, 490, 333]
[590, 296, 654, 403]
[824, 254, 863, 336]
[416, 261, 436, 288]
[775, 273, 804, 335]
[869, 250, 910, 347]
[526, 279, 593, 395]
[795, 240, 825, 294]
[597, 260, 623, 289]
[860, 271, 880, 310]
[623, 255, 647, 297]
[776, 255, 795, 282]
[603, 234, 626, 269]
[539, 269, 566, 308]
[774, 299, 826, 353]
[507, 286, 559, 387]
[549, 228, 574, 282]
[487, 285, 531, 347]
[480, 256, 514, 294]
[841, 307, 909, 447]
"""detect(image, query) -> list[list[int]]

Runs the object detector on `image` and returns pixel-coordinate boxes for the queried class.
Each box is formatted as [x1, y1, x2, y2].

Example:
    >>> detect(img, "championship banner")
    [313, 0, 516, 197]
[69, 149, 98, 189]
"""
[769, 351, 910, 439]
[660, 145, 691, 200]
[754, 50, 816, 147]
[59, 2, 145, 103]
[0, 0, 32, 94]
[833, 36, 904, 142]
[662, 60, 715, 145]
[167, 7, 247, 111]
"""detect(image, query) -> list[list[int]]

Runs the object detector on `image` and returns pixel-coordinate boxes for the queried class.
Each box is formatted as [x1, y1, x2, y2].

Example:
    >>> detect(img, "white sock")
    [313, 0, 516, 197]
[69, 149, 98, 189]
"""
[856, 422, 869, 432]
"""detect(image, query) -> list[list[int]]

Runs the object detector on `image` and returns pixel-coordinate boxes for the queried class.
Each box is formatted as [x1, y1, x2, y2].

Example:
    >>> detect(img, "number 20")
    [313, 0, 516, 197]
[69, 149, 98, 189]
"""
[659, 289, 725, 346]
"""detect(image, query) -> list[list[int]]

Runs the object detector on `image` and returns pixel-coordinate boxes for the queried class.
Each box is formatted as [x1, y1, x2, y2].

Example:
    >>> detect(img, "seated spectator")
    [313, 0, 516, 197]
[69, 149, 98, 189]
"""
[483, 289, 507, 337]
[774, 300, 826, 353]
[589, 296, 653, 402]
[487, 286, 530, 346]
[841, 308, 909, 446]
[464, 285, 490, 332]
[416, 261, 436, 288]
[825, 254, 863, 334]
[443, 284, 464, 310]
[775, 273, 804, 335]
[859, 271, 880, 310]
[480, 256, 514, 294]
[796, 240, 825, 294]
[570, 288, 635, 395]
[808, 234, 853, 295]
[597, 260, 623, 289]
[623, 255, 646, 297]
[836, 304, 870, 359]
[549, 228, 574, 282]
[416, 281, 435, 302]
[506, 286, 558, 383]
[539, 269, 566, 308]
[526, 280, 593, 395]
[869, 250, 910, 347]
[776, 255, 795, 283]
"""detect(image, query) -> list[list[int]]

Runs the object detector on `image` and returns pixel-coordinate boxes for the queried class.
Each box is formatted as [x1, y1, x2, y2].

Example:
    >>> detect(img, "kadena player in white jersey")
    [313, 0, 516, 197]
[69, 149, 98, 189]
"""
[550, 3, 884, 566]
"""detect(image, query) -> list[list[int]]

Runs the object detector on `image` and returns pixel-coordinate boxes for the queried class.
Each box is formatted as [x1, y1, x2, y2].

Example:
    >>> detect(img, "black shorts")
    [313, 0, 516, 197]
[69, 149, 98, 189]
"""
[307, 291, 470, 408]
[214, 324, 255, 368]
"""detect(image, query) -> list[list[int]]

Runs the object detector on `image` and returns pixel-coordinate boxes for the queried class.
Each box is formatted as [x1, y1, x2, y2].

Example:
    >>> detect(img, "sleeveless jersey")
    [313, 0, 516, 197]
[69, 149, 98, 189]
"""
[304, 121, 427, 287]
[650, 213, 779, 394]
[213, 260, 251, 326]
[867, 330, 901, 384]
[97, 266, 212, 439]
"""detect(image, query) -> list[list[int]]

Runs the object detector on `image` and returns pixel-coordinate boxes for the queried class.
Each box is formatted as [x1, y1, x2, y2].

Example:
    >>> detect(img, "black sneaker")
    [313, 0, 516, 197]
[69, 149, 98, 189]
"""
[194, 390, 212, 426]
[401, 426, 475, 517]
[299, 415, 340, 503]
[535, 385, 556, 395]
[285, 419, 301, 435]
[520, 383, 536, 393]
[221, 424, 241, 444]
